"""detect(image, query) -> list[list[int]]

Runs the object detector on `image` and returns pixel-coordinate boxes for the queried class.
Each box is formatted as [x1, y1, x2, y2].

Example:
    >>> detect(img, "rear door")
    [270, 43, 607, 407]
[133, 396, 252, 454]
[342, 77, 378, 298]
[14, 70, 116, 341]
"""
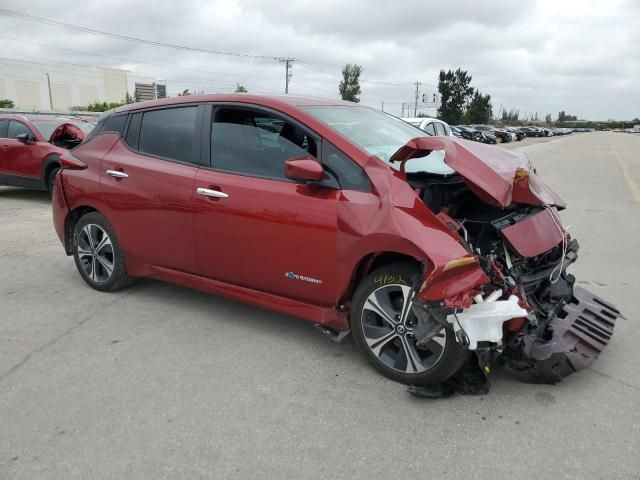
[100, 106, 203, 273]
[192, 105, 340, 305]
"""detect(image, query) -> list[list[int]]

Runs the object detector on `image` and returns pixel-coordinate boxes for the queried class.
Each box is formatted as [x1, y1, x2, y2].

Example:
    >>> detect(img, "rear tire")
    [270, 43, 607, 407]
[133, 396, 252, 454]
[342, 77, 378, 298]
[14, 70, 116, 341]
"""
[72, 212, 134, 292]
[350, 262, 469, 385]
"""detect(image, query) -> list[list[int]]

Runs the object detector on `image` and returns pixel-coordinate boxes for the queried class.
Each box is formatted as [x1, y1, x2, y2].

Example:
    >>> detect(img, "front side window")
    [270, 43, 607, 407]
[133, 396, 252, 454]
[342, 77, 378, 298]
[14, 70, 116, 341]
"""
[8, 121, 31, 139]
[211, 107, 317, 180]
[322, 142, 370, 192]
[138, 107, 198, 163]
[434, 122, 447, 136]
[0, 119, 8, 138]
[423, 122, 436, 136]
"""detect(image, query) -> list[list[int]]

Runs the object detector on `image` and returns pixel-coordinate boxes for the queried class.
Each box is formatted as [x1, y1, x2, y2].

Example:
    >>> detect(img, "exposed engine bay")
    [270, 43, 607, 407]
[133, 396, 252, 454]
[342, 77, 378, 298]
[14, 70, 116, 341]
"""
[405, 169, 624, 394]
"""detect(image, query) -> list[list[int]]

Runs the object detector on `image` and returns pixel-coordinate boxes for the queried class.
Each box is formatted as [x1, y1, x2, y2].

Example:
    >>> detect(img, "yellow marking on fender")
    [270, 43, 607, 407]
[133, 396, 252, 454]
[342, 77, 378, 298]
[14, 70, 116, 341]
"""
[611, 141, 640, 204]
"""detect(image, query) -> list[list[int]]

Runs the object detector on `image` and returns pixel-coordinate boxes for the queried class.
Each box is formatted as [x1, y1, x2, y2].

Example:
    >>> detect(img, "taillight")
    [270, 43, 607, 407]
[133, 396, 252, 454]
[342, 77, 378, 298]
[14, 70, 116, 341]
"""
[60, 151, 87, 170]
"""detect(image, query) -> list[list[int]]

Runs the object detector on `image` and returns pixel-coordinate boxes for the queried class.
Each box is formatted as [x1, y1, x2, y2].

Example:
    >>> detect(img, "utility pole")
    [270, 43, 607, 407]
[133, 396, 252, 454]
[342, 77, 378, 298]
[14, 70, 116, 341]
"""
[414, 81, 421, 117]
[45, 73, 53, 110]
[280, 58, 294, 94]
[381, 100, 384, 112]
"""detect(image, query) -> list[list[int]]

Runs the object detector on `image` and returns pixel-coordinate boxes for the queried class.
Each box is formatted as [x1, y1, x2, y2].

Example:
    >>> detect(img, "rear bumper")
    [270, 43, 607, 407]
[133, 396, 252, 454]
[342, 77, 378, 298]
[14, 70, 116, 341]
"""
[51, 171, 69, 249]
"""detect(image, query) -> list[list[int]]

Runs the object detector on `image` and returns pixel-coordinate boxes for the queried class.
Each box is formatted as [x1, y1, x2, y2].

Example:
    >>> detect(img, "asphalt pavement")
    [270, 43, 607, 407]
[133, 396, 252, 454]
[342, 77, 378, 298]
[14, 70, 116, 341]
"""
[1, 132, 639, 479]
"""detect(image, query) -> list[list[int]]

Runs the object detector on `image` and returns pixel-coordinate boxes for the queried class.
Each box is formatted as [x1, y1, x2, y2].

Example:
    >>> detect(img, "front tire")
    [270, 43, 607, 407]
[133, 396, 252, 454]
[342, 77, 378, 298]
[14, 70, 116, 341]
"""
[350, 262, 469, 385]
[46, 167, 60, 197]
[72, 212, 134, 292]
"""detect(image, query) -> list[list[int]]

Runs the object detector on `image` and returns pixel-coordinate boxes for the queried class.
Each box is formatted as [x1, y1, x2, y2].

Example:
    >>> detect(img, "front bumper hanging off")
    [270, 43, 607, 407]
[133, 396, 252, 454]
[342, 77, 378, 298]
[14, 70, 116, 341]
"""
[507, 286, 625, 384]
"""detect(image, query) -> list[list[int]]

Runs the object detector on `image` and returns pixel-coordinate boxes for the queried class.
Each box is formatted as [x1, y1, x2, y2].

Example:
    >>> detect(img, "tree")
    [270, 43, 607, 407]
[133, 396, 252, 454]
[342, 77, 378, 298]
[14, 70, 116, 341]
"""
[437, 68, 474, 125]
[463, 89, 492, 124]
[339, 64, 362, 103]
[234, 84, 248, 93]
[0, 99, 15, 108]
[545, 113, 552, 125]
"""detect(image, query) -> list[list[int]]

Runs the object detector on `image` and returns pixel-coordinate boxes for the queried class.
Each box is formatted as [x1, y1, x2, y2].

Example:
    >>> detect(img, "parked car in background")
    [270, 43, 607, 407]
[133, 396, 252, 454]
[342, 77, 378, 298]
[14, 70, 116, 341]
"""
[402, 117, 451, 137]
[452, 126, 478, 141]
[456, 125, 495, 144]
[517, 126, 540, 137]
[449, 126, 463, 138]
[504, 127, 525, 141]
[472, 124, 512, 143]
[0, 114, 94, 193]
[51, 94, 622, 390]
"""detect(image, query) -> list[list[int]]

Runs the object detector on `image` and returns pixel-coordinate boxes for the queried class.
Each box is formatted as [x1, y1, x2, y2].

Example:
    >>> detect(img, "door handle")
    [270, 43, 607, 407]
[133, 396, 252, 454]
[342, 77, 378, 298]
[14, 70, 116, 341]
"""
[196, 187, 229, 198]
[106, 169, 128, 178]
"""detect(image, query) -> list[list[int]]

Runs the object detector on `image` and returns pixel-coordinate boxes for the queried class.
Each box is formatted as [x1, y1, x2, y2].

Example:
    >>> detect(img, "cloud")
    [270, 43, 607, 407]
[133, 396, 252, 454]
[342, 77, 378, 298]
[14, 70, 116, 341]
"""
[0, 0, 637, 119]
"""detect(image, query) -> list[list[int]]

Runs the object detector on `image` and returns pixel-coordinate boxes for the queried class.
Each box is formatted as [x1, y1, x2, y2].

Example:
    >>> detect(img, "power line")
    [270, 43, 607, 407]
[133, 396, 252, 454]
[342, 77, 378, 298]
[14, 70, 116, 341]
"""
[0, 36, 284, 82]
[0, 8, 290, 61]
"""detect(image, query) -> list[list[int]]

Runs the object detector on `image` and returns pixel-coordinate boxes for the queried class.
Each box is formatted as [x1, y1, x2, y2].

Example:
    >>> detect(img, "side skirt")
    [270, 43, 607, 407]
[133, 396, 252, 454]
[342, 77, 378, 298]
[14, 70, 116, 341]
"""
[144, 264, 350, 331]
[0, 173, 46, 190]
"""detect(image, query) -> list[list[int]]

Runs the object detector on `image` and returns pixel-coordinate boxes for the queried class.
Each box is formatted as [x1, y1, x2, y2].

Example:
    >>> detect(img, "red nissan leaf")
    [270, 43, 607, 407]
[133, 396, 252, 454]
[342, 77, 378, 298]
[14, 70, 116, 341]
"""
[51, 94, 623, 388]
[0, 114, 93, 193]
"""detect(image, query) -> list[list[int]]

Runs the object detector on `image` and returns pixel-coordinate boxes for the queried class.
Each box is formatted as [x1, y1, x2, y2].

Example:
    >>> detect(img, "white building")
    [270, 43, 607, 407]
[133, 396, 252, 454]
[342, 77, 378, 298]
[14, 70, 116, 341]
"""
[0, 57, 130, 112]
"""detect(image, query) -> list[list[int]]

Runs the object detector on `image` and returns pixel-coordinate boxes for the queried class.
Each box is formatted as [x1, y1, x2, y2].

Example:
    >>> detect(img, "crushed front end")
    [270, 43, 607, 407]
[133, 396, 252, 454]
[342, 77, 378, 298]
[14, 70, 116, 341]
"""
[391, 137, 625, 389]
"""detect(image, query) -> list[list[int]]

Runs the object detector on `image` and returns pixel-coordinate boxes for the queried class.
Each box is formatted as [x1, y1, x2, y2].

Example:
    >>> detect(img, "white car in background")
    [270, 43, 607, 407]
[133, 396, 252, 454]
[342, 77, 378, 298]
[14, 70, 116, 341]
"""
[402, 117, 452, 136]
[400, 116, 454, 176]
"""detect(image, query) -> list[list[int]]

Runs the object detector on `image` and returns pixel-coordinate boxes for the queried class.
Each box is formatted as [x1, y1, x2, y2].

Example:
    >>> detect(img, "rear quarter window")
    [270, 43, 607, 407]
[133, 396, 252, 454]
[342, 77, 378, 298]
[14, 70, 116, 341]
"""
[101, 114, 128, 136]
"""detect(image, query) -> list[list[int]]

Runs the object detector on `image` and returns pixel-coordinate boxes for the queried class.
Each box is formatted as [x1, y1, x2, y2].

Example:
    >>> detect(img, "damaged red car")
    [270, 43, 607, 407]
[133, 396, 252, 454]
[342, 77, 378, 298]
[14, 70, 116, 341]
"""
[51, 95, 623, 389]
[0, 114, 93, 193]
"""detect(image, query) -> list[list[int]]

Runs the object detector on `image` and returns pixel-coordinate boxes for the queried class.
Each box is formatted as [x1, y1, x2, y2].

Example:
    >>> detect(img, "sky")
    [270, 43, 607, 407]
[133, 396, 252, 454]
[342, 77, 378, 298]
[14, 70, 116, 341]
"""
[0, 0, 638, 120]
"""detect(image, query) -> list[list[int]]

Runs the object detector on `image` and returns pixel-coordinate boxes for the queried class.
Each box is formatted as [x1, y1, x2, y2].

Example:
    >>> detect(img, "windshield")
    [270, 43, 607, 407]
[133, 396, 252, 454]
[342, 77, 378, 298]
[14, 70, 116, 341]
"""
[304, 105, 454, 175]
[303, 105, 427, 162]
[31, 119, 94, 140]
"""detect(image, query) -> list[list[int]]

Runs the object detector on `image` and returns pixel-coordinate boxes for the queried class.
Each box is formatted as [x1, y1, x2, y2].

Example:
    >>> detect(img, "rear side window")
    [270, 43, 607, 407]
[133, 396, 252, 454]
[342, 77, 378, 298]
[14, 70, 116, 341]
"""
[8, 121, 31, 139]
[0, 120, 8, 138]
[322, 142, 370, 192]
[138, 107, 198, 163]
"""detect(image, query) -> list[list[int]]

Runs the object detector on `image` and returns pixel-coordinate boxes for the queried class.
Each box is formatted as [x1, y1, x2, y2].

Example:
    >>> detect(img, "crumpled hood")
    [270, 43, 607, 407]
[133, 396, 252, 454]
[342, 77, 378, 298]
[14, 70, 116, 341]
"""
[49, 122, 85, 149]
[389, 136, 565, 208]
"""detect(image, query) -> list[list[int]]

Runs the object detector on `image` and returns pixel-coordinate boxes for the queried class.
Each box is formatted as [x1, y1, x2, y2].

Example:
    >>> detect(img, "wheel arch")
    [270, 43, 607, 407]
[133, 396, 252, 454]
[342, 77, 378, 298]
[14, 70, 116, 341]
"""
[338, 250, 427, 316]
[41, 153, 62, 188]
[63, 205, 100, 254]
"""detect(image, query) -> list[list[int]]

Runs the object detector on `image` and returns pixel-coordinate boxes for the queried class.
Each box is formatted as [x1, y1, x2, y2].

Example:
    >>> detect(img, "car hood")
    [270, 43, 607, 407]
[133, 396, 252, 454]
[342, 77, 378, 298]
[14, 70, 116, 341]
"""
[49, 122, 85, 148]
[389, 136, 565, 208]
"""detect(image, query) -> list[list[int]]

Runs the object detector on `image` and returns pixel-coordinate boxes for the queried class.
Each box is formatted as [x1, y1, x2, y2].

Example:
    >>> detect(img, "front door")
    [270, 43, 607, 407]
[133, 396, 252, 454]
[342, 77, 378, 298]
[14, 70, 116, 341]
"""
[4, 120, 42, 179]
[193, 106, 339, 306]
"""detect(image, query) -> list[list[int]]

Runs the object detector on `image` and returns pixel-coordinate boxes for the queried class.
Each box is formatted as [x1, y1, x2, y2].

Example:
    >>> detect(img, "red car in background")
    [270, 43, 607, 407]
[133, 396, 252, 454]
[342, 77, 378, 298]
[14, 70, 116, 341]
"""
[0, 114, 93, 193]
[51, 94, 623, 392]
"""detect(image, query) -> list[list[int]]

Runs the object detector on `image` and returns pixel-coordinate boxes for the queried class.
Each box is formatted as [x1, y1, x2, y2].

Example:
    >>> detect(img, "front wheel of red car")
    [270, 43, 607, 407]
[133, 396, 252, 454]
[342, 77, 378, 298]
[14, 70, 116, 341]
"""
[72, 212, 134, 292]
[350, 262, 469, 386]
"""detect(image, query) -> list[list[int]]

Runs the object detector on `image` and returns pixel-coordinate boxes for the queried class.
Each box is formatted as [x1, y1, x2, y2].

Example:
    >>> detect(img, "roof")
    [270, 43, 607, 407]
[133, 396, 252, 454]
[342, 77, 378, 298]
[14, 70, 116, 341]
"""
[0, 114, 85, 122]
[402, 117, 447, 124]
[115, 93, 357, 113]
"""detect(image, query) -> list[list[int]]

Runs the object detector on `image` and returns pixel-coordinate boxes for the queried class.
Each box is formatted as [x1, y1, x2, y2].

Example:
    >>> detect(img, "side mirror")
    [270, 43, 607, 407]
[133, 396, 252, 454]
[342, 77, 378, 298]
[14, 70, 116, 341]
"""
[16, 133, 35, 144]
[285, 157, 324, 182]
